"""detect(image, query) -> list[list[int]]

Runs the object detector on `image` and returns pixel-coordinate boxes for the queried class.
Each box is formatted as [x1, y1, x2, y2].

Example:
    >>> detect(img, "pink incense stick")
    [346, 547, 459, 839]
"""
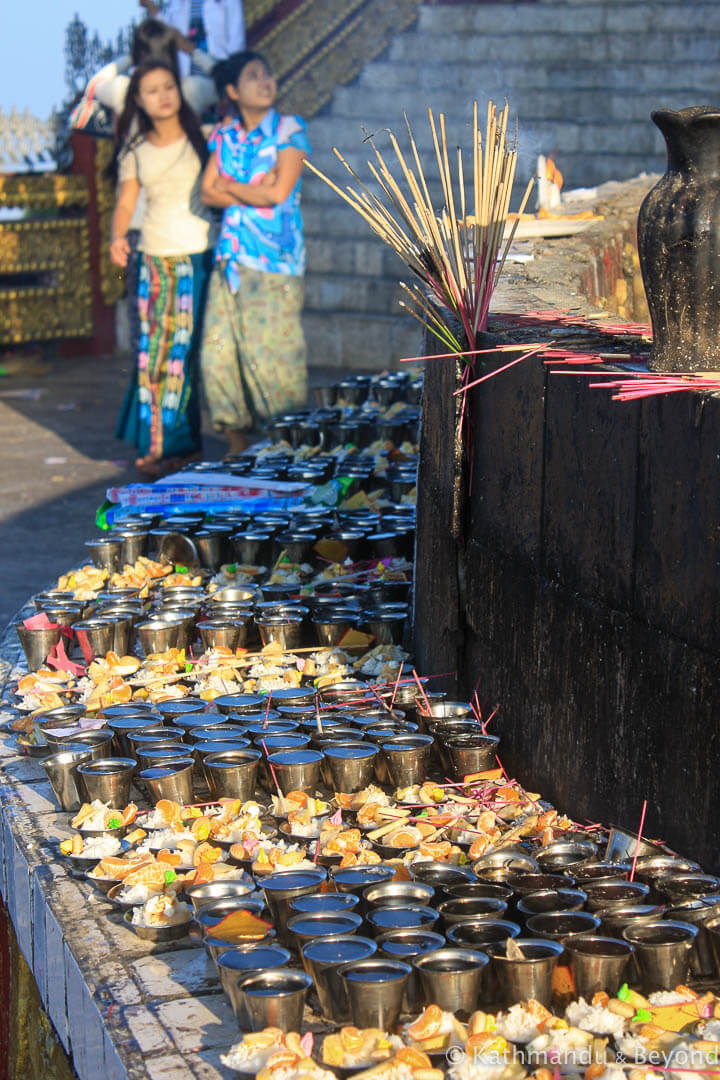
[262, 690, 273, 729]
[261, 739, 285, 809]
[629, 799, 648, 882]
[481, 704, 499, 735]
[412, 668, 431, 714]
[454, 344, 548, 394]
[389, 662, 404, 709]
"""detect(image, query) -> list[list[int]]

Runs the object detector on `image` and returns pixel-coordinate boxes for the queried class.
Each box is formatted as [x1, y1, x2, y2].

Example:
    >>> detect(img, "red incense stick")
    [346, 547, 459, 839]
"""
[629, 799, 648, 882]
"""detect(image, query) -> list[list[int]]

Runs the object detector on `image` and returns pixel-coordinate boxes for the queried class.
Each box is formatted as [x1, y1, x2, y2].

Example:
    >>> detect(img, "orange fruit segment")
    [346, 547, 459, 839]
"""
[193, 842, 222, 866]
[156, 799, 182, 823]
[156, 850, 182, 867]
[395, 1047, 433, 1068]
[407, 1004, 442, 1040]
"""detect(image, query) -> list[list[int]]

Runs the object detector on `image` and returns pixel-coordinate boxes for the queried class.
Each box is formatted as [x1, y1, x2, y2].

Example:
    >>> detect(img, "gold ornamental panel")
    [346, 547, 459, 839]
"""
[0, 217, 92, 344]
[0, 173, 88, 210]
[95, 138, 126, 307]
[0, 284, 93, 345]
[0, 218, 89, 275]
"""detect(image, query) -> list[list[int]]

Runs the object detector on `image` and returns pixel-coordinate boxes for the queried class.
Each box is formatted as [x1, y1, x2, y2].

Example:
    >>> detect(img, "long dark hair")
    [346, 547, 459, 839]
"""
[131, 18, 179, 70]
[108, 61, 208, 182]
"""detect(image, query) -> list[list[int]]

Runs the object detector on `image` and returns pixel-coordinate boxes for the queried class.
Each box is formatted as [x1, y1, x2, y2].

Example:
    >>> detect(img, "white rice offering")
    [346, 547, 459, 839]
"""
[525, 1027, 594, 1064]
[220, 1036, 285, 1074]
[120, 882, 166, 905]
[495, 1004, 547, 1044]
[448, 1060, 522, 1080]
[79, 835, 122, 859]
[565, 998, 629, 1041]
[131, 895, 190, 928]
[138, 828, 194, 852]
[259, 1065, 335, 1080]
[696, 1019, 720, 1041]
[76, 800, 112, 831]
[648, 991, 697, 1006]
[616, 1034, 654, 1062]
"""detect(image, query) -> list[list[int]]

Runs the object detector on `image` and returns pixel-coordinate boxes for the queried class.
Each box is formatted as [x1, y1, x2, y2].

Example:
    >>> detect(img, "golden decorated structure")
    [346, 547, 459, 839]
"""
[0, 174, 92, 346]
[248, 0, 422, 117]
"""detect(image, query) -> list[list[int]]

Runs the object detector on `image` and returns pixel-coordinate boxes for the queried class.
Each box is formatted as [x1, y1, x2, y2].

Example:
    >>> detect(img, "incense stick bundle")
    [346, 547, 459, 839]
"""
[305, 102, 534, 352]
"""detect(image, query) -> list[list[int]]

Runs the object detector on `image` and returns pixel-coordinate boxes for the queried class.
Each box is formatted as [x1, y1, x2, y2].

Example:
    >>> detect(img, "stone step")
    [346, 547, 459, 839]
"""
[415, 1, 719, 35]
[305, 234, 406, 279]
[302, 310, 421, 370]
[304, 270, 404, 315]
[387, 29, 719, 66]
[325, 85, 698, 129]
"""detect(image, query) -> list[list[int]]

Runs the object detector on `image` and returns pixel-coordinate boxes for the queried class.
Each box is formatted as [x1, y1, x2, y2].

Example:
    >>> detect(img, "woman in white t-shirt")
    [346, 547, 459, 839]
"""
[109, 60, 216, 476]
[141, 0, 246, 79]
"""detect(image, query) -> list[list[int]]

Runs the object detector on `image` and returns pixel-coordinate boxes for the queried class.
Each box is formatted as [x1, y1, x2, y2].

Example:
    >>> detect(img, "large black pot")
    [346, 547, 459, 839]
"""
[638, 106, 720, 372]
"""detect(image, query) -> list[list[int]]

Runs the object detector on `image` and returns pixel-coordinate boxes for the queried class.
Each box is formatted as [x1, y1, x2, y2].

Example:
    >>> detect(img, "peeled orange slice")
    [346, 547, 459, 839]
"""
[156, 850, 182, 867]
[395, 1047, 433, 1068]
[407, 1005, 443, 1041]
[156, 799, 182, 823]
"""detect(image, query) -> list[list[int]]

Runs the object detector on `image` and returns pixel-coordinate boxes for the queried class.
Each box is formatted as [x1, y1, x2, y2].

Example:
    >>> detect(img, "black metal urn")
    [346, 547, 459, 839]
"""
[638, 106, 720, 372]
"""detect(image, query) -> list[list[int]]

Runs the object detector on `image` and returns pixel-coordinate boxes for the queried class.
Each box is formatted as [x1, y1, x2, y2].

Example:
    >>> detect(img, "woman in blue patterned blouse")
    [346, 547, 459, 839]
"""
[200, 50, 311, 455]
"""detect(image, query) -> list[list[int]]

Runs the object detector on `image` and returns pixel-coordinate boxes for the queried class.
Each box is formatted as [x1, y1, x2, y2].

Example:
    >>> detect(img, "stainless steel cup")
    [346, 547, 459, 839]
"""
[380, 734, 433, 787]
[217, 945, 291, 1026]
[583, 879, 650, 912]
[41, 748, 93, 810]
[136, 619, 183, 655]
[301, 935, 377, 1023]
[266, 749, 324, 795]
[707, 915, 720, 976]
[186, 879, 255, 913]
[287, 911, 363, 961]
[666, 897, 720, 977]
[566, 935, 634, 998]
[363, 881, 435, 914]
[138, 759, 194, 805]
[75, 757, 135, 806]
[622, 920, 698, 991]
[413, 947, 488, 1017]
[447, 734, 500, 779]
[16, 623, 62, 670]
[438, 896, 508, 930]
[322, 743, 378, 793]
[203, 749, 261, 800]
[54, 729, 115, 760]
[261, 868, 327, 945]
[376, 929, 446, 1011]
[491, 938, 564, 1008]
[199, 619, 249, 651]
[74, 618, 116, 660]
[240, 969, 312, 1032]
[84, 537, 124, 571]
[340, 958, 412, 1030]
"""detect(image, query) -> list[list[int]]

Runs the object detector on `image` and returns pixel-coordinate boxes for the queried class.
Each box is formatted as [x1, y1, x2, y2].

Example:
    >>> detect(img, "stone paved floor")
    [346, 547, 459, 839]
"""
[0, 351, 348, 630]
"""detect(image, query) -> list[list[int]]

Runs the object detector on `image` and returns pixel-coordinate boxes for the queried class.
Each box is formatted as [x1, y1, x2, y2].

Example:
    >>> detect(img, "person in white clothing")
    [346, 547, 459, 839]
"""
[141, 0, 246, 79]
